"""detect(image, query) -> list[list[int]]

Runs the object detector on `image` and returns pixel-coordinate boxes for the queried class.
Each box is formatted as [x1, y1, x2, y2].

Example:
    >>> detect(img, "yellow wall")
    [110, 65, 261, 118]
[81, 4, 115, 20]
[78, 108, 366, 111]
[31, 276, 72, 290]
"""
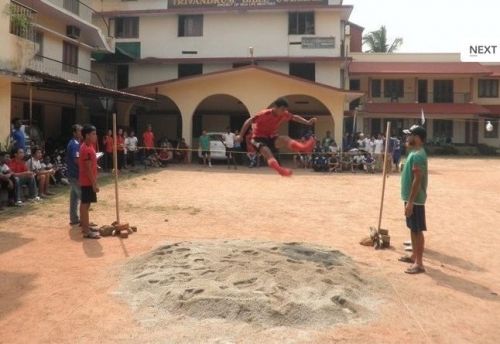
[0, 79, 11, 145]
[129, 68, 351, 147]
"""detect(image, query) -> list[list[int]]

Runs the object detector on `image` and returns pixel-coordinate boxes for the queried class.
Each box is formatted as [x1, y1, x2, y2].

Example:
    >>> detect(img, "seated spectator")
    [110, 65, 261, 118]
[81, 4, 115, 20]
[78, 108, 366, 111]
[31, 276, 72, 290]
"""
[363, 153, 375, 174]
[322, 131, 334, 150]
[158, 142, 173, 167]
[329, 153, 341, 173]
[351, 152, 365, 173]
[144, 152, 161, 168]
[175, 138, 189, 163]
[26, 147, 55, 198]
[9, 148, 40, 205]
[0, 152, 16, 207]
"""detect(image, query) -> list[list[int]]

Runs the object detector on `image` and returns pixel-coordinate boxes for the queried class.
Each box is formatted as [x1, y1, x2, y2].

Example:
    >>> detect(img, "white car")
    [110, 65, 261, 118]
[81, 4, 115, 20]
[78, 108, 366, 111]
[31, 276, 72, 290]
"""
[197, 132, 227, 160]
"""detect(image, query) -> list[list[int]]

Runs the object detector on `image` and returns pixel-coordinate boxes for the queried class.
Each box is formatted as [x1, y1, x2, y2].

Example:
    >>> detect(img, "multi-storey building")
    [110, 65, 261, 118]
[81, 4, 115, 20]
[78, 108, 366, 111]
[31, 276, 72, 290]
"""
[91, 0, 363, 147]
[0, 0, 149, 150]
[348, 53, 500, 147]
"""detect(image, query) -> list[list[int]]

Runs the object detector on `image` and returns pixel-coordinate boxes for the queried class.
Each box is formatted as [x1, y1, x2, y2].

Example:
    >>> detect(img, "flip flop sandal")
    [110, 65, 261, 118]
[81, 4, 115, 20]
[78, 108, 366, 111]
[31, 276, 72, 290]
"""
[398, 256, 414, 263]
[405, 266, 426, 274]
[404, 246, 413, 252]
[403, 241, 412, 246]
[83, 231, 101, 239]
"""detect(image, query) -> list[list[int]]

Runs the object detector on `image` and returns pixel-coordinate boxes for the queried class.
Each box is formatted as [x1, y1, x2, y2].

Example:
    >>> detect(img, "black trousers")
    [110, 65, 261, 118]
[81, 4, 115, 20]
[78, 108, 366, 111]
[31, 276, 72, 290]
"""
[1, 176, 16, 202]
[127, 151, 136, 167]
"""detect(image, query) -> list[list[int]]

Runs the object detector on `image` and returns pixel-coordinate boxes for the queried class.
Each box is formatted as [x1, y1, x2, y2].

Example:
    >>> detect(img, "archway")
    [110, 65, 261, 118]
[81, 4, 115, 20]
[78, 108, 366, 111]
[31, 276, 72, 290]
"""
[130, 94, 182, 146]
[267, 95, 335, 142]
[192, 94, 250, 143]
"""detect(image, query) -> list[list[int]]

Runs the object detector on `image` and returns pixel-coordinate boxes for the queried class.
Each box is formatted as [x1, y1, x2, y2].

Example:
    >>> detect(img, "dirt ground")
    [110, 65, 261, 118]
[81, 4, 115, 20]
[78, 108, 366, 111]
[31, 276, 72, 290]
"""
[0, 158, 499, 344]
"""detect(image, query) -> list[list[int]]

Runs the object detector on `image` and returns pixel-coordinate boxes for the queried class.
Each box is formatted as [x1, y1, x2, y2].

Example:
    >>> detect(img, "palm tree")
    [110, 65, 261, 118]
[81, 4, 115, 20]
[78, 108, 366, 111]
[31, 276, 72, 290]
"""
[363, 26, 403, 53]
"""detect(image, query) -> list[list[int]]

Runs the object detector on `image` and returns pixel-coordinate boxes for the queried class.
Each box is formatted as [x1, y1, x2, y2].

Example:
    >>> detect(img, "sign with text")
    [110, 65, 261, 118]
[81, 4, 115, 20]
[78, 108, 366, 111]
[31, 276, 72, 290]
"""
[461, 41, 500, 62]
[302, 37, 335, 49]
[168, 0, 328, 9]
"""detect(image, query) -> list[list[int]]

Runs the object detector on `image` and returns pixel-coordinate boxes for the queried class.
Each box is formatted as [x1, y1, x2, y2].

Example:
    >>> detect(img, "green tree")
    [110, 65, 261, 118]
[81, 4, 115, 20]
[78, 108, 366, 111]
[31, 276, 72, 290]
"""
[363, 26, 403, 53]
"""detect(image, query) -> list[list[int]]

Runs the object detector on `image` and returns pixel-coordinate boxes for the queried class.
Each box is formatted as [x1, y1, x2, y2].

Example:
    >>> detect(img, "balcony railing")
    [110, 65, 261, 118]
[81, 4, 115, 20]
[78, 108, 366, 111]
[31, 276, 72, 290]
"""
[8, 0, 36, 41]
[45, 0, 93, 23]
[28, 54, 106, 86]
[362, 92, 472, 104]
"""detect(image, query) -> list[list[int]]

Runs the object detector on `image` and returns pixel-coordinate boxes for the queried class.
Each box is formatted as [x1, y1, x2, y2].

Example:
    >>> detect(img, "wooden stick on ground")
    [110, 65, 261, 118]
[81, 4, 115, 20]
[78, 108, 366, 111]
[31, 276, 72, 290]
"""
[377, 121, 392, 234]
[112, 113, 120, 225]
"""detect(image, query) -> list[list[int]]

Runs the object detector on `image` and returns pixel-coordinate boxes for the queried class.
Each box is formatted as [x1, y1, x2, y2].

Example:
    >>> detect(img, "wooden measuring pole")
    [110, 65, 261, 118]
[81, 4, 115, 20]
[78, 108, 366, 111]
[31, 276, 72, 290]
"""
[377, 121, 391, 233]
[112, 113, 120, 225]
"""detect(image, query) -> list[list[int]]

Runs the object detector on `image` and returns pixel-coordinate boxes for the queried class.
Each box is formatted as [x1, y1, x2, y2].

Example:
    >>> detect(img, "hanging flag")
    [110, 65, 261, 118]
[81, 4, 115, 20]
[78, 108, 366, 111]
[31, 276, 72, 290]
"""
[421, 108, 426, 125]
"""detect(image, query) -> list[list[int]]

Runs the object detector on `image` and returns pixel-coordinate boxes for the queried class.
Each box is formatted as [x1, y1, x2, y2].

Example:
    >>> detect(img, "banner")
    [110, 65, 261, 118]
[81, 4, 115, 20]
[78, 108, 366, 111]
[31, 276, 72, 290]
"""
[168, 0, 328, 9]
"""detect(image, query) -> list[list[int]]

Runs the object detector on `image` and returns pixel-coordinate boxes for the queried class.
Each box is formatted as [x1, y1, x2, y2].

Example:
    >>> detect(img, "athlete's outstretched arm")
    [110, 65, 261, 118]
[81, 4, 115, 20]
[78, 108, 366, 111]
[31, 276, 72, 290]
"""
[236, 117, 253, 142]
[291, 114, 317, 126]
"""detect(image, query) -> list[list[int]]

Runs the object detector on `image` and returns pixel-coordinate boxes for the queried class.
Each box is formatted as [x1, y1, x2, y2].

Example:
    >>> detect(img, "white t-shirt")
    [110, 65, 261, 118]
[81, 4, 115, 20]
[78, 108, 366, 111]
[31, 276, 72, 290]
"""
[374, 139, 384, 154]
[125, 136, 138, 151]
[1, 163, 11, 174]
[224, 132, 236, 149]
[26, 158, 42, 172]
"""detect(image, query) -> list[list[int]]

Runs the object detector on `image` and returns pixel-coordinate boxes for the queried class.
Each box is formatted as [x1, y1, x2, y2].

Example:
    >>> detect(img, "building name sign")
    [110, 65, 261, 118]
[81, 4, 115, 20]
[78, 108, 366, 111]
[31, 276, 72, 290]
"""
[302, 37, 335, 49]
[168, 0, 328, 9]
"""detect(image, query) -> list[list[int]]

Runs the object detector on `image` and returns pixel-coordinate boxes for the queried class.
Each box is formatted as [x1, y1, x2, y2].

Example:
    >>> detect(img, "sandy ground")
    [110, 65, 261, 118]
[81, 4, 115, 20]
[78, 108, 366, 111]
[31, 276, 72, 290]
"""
[0, 158, 499, 344]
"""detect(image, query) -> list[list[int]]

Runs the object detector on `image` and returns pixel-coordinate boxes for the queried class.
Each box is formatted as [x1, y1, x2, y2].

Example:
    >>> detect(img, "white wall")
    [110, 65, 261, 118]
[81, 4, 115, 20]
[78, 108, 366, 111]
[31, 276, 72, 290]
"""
[112, 10, 343, 60]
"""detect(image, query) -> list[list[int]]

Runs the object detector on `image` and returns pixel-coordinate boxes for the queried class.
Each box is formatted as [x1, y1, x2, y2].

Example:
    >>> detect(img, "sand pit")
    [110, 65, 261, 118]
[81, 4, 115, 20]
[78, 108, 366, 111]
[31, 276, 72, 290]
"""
[119, 240, 380, 328]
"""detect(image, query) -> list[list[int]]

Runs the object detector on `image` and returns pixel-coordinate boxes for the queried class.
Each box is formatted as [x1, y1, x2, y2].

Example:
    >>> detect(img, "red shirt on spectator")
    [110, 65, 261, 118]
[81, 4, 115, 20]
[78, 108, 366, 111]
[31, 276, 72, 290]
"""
[143, 131, 155, 149]
[104, 135, 114, 153]
[252, 109, 293, 138]
[9, 159, 28, 173]
[79, 143, 97, 187]
[117, 135, 125, 151]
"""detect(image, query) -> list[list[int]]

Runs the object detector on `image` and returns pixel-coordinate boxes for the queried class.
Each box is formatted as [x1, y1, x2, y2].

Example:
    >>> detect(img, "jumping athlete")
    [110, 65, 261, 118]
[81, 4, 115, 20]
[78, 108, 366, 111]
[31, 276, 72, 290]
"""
[236, 97, 317, 177]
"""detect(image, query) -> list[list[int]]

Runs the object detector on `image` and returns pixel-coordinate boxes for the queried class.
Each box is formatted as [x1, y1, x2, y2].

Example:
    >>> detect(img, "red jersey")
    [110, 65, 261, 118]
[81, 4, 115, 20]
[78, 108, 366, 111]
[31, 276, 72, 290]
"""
[143, 131, 155, 149]
[79, 143, 97, 187]
[9, 159, 27, 173]
[104, 136, 114, 153]
[252, 109, 293, 138]
[117, 135, 125, 151]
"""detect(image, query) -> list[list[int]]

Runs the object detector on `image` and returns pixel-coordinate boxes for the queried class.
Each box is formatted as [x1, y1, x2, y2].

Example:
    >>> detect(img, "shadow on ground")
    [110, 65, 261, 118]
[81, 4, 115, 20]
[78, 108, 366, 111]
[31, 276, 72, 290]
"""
[0, 271, 37, 320]
[0, 231, 34, 256]
[427, 267, 498, 301]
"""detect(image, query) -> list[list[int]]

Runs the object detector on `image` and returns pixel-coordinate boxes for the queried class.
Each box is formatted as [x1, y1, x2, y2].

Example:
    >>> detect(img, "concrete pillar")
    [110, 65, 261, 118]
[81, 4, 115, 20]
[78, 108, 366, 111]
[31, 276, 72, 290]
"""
[0, 79, 12, 149]
[323, 96, 345, 144]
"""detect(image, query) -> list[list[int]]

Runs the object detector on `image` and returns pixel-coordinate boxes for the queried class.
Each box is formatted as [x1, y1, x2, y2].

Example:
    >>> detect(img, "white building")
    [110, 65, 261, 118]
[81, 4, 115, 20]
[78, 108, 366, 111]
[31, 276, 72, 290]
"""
[91, 0, 364, 147]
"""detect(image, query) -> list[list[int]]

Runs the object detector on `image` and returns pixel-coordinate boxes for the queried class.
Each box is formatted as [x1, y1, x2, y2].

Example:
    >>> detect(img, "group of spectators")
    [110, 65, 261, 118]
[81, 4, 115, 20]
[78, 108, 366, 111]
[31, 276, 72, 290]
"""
[196, 128, 405, 174]
[1, 120, 67, 209]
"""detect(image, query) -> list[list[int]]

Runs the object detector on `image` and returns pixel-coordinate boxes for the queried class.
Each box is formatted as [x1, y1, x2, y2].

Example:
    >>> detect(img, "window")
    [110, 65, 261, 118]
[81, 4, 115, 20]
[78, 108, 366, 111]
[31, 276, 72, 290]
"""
[384, 79, 404, 99]
[371, 79, 381, 98]
[433, 80, 454, 103]
[478, 79, 499, 98]
[115, 17, 139, 38]
[433, 120, 454, 140]
[33, 30, 43, 60]
[117, 65, 129, 89]
[178, 15, 203, 37]
[63, 0, 79, 15]
[349, 79, 361, 110]
[178, 64, 203, 78]
[289, 63, 315, 81]
[484, 119, 499, 138]
[288, 12, 315, 35]
[62, 41, 78, 74]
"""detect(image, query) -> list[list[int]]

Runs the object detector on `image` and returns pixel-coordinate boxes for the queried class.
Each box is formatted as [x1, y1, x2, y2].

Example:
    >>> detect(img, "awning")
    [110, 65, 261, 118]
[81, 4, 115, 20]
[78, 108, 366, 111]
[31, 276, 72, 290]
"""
[349, 62, 492, 76]
[361, 103, 491, 115]
[24, 70, 154, 102]
[92, 45, 137, 63]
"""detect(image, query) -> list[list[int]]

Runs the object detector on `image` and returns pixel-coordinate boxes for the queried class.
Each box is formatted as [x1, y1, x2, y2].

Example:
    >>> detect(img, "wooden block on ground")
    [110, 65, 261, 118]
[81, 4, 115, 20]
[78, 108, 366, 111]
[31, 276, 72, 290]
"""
[379, 229, 389, 236]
